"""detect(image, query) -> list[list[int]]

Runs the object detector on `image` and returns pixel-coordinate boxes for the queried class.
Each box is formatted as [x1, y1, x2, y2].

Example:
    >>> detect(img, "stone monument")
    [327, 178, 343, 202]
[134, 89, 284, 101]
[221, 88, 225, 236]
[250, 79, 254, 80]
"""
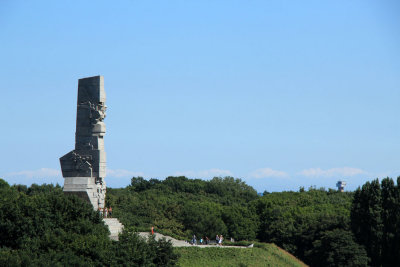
[60, 76, 107, 210]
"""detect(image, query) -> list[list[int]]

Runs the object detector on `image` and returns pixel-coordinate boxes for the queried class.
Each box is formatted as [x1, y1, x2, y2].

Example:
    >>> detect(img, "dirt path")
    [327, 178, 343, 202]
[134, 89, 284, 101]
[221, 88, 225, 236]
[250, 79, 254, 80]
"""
[138, 232, 249, 248]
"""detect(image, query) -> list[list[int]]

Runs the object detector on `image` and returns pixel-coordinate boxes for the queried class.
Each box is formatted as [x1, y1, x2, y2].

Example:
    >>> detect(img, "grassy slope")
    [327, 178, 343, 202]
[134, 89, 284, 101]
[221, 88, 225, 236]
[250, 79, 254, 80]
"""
[175, 243, 307, 267]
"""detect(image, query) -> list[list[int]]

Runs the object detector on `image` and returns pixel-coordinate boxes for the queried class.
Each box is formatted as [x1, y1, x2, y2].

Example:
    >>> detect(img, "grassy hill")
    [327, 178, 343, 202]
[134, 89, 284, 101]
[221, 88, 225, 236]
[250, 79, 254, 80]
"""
[175, 243, 307, 267]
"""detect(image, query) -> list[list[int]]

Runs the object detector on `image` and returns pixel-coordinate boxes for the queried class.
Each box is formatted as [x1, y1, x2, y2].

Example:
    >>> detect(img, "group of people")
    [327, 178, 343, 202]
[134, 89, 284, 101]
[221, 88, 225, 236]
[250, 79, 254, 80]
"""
[98, 206, 112, 218]
[191, 234, 224, 246]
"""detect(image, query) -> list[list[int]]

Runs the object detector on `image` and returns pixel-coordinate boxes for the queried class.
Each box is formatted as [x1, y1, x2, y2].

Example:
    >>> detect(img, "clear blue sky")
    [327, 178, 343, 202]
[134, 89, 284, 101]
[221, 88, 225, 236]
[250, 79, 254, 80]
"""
[1, 0, 399, 192]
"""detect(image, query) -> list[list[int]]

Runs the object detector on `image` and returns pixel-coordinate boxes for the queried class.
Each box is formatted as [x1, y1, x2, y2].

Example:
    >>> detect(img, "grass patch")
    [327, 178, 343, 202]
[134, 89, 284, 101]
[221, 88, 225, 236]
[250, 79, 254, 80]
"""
[175, 243, 307, 267]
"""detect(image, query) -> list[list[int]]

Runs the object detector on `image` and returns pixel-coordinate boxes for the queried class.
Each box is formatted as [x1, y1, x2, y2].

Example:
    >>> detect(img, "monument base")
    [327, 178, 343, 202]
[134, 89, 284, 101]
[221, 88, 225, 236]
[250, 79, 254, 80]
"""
[63, 177, 106, 210]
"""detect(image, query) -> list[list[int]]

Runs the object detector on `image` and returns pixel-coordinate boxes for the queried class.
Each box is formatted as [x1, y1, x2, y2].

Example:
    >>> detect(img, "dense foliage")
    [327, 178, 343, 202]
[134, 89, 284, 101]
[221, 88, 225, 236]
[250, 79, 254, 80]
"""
[0, 179, 178, 266]
[351, 177, 400, 267]
[107, 176, 259, 240]
[107, 176, 371, 266]
[3, 175, 400, 267]
[254, 189, 368, 266]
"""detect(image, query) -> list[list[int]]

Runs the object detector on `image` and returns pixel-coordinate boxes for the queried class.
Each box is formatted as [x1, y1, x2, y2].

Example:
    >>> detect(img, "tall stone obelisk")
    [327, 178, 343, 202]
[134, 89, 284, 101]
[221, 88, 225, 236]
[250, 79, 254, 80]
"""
[60, 76, 107, 210]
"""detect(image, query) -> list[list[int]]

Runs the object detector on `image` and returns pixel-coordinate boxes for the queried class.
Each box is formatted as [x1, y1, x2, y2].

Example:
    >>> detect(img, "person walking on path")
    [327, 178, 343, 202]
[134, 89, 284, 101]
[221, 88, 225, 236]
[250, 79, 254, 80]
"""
[104, 207, 108, 218]
[192, 235, 197, 245]
[218, 235, 223, 246]
[151, 226, 154, 235]
[98, 207, 103, 217]
[108, 206, 112, 218]
[216, 234, 219, 245]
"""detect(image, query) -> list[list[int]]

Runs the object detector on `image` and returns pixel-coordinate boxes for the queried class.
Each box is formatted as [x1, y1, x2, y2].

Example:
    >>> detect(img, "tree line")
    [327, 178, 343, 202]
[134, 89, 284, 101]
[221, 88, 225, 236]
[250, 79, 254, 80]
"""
[108, 176, 400, 267]
[351, 178, 400, 267]
[1, 175, 400, 266]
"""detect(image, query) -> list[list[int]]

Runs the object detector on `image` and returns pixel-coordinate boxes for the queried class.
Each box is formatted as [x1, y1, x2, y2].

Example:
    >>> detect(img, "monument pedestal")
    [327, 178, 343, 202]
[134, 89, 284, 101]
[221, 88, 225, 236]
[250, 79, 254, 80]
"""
[63, 177, 106, 210]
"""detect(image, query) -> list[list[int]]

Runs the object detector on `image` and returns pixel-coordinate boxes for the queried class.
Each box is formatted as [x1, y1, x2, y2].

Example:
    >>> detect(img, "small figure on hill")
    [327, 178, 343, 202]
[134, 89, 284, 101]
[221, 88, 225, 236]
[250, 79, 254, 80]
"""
[108, 206, 112, 218]
[151, 226, 154, 235]
[98, 207, 103, 217]
[218, 235, 223, 246]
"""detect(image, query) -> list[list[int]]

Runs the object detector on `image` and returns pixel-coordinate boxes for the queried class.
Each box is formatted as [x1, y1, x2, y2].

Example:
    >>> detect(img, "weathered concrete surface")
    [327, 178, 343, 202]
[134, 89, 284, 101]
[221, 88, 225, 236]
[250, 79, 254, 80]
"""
[138, 232, 192, 247]
[60, 76, 107, 210]
[103, 218, 124, 241]
[138, 232, 250, 248]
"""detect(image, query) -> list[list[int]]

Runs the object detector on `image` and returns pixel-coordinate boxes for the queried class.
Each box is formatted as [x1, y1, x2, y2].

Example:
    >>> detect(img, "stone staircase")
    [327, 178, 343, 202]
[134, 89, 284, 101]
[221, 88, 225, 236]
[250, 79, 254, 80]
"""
[103, 218, 124, 241]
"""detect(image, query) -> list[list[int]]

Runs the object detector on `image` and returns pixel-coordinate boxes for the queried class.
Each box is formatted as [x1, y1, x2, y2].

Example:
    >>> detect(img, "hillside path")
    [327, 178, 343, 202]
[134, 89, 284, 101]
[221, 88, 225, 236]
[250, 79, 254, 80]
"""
[138, 232, 249, 248]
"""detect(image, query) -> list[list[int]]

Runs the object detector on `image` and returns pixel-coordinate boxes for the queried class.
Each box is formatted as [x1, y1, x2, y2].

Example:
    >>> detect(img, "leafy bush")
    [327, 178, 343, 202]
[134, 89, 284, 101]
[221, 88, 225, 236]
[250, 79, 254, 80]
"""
[109, 176, 258, 240]
[0, 179, 178, 266]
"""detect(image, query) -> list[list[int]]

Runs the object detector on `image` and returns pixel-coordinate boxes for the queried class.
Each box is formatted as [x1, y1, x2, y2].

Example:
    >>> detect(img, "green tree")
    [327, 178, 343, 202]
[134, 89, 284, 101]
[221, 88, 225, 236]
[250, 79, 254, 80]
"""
[0, 180, 179, 266]
[181, 201, 227, 237]
[380, 177, 400, 266]
[130, 176, 151, 192]
[222, 204, 258, 240]
[255, 189, 354, 266]
[308, 229, 369, 266]
[351, 179, 383, 266]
